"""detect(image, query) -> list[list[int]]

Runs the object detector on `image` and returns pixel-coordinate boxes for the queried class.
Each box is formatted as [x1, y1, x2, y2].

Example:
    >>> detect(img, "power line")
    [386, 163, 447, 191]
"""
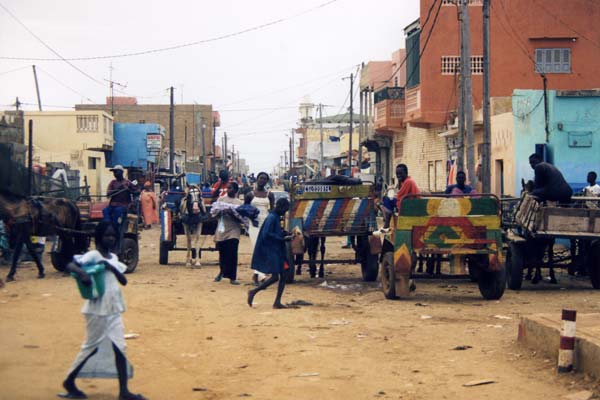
[218, 64, 357, 108]
[0, 2, 105, 86]
[382, 0, 441, 85]
[532, 0, 600, 50]
[223, 70, 349, 129]
[0, 0, 341, 62]
[36, 66, 96, 103]
[492, 0, 536, 67]
[0, 64, 30, 76]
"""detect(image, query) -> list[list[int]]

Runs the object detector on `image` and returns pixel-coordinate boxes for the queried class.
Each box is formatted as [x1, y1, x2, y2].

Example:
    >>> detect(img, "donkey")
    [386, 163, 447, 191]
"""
[295, 236, 326, 278]
[180, 185, 207, 267]
[0, 192, 84, 281]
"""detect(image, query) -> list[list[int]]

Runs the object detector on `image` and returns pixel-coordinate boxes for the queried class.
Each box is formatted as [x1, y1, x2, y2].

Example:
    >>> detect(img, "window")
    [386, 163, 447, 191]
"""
[88, 157, 99, 170]
[394, 141, 404, 158]
[77, 115, 99, 132]
[441, 56, 484, 74]
[535, 48, 571, 74]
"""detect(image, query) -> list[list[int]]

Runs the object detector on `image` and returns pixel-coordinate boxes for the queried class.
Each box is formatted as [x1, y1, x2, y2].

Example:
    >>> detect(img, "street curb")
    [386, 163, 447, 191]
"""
[518, 313, 600, 380]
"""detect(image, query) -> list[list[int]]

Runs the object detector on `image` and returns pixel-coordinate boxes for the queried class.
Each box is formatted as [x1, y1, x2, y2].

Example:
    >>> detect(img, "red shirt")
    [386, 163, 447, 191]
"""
[396, 177, 420, 211]
[211, 179, 232, 199]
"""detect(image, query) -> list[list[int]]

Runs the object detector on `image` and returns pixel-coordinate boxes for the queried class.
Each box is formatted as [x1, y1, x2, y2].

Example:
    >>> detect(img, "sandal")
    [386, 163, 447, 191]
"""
[119, 394, 148, 400]
[57, 392, 87, 399]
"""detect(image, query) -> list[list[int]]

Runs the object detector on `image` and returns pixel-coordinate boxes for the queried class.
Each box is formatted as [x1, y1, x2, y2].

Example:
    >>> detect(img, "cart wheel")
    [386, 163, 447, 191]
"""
[121, 238, 139, 273]
[589, 240, 600, 289]
[380, 252, 397, 299]
[159, 241, 170, 265]
[506, 242, 525, 290]
[51, 251, 71, 272]
[477, 263, 506, 300]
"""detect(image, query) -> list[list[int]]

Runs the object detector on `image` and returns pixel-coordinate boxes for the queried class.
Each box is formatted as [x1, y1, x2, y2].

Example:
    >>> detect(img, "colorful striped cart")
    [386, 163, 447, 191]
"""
[380, 194, 506, 300]
[288, 182, 380, 282]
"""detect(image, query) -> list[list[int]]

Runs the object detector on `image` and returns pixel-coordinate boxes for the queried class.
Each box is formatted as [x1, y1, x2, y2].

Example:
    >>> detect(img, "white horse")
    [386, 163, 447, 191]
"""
[180, 185, 207, 267]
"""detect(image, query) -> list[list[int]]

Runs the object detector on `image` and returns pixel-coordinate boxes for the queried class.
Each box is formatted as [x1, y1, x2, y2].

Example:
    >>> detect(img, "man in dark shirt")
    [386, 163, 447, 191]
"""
[102, 165, 137, 230]
[445, 171, 474, 194]
[528, 153, 572, 202]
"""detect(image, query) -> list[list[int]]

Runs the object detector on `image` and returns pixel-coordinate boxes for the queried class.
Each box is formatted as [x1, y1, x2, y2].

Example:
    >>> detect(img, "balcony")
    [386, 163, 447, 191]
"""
[404, 85, 422, 123]
[373, 87, 405, 133]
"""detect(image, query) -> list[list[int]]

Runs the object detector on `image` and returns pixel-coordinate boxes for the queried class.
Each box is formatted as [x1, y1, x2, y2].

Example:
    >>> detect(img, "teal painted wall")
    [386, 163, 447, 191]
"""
[513, 89, 600, 194]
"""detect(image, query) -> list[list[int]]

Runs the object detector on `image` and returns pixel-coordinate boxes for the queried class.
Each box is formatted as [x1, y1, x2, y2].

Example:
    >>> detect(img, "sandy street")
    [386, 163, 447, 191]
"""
[1, 227, 599, 400]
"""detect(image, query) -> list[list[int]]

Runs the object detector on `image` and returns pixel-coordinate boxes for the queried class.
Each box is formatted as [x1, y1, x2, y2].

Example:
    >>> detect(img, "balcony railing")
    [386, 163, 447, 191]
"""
[374, 99, 405, 131]
[405, 86, 421, 113]
[374, 86, 405, 104]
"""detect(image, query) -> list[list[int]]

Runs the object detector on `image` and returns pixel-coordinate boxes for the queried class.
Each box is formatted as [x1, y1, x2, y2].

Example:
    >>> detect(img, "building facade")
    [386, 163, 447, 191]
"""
[76, 101, 217, 172]
[24, 110, 114, 196]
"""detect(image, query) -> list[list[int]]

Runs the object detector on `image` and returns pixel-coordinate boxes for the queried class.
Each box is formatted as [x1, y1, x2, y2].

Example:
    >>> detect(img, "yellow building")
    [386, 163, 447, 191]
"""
[24, 110, 114, 196]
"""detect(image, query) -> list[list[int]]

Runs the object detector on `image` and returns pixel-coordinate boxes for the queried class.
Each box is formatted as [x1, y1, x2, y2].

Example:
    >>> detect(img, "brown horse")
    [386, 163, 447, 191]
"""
[0, 192, 84, 281]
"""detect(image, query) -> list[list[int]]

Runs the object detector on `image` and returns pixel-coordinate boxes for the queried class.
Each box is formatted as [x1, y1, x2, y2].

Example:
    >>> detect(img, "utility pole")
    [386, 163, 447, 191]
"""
[284, 151, 288, 172]
[184, 120, 188, 165]
[200, 117, 207, 183]
[28, 119, 33, 196]
[289, 137, 293, 172]
[319, 104, 324, 175]
[290, 128, 295, 169]
[482, 0, 491, 192]
[348, 73, 354, 174]
[224, 132, 228, 172]
[461, 0, 476, 186]
[169, 86, 175, 173]
[32, 65, 42, 111]
[212, 118, 217, 174]
[105, 64, 127, 117]
[232, 144, 235, 174]
[359, 89, 363, 172]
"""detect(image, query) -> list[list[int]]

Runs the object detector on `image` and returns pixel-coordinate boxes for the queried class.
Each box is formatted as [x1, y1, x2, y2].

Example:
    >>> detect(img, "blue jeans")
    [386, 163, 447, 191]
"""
[102, 205, 127, 230]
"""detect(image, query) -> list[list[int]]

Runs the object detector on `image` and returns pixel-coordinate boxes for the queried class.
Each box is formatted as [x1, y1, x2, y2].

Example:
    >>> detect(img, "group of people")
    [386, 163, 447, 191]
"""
[208, 169, 294, 308]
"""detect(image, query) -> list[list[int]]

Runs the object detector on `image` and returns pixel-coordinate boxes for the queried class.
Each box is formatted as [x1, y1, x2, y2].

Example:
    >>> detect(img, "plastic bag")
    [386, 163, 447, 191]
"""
[217, 215, 226, 234]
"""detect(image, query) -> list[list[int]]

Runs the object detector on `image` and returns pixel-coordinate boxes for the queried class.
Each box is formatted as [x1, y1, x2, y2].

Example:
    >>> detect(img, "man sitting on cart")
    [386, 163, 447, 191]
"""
[103, 165, 138, 234]
[528, 153, 572, 202]
[444, 171, 474, 195]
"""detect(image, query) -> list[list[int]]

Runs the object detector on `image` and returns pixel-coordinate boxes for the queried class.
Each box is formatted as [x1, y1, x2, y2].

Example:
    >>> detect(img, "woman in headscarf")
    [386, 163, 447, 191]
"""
[248, 172, 275, 284]
[140, 181, 158, 229]
[247, 198, 293, 309]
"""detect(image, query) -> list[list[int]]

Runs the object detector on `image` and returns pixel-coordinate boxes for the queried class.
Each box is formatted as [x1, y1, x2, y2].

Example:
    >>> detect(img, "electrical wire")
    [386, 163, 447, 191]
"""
[218, 64, 358, 108]
[0, 64, 30, 76]
[492, 0, 537, 67]
[513, 93, 544, 120]
[0, 0, 341, 62]
[36, 66, 96, 103]
[0, 2, 106, 87]
[381, 0, 441, 85]
[532, 0, 600, 50]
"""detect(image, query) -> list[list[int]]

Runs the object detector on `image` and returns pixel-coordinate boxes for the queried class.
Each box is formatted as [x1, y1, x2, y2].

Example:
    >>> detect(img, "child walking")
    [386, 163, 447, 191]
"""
[59, 221, 146, 400]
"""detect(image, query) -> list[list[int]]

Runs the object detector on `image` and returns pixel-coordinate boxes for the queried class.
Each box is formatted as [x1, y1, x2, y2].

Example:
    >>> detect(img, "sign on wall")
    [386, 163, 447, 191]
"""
[147, 133, 162, 154]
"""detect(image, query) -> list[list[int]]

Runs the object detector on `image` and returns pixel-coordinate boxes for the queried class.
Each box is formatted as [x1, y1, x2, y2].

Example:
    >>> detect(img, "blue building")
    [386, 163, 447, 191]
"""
[513, 89, 600, 194]
[110, 123, 165, 171]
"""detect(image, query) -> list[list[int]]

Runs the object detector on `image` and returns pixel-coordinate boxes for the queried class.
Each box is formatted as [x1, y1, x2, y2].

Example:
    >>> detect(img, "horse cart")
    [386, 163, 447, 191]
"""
[505, 193, 600, 290]
[379, 194, 506, 300]
[158, 179, 217, 265]
[287, 181, 380, 282]
[51, 195, 141, 273]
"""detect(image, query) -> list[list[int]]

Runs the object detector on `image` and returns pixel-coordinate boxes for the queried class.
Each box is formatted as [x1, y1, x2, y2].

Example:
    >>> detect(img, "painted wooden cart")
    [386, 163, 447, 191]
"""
[505, 193, 600, 290]
[379, 194, 506, 300]
[287, 182, 380, 282]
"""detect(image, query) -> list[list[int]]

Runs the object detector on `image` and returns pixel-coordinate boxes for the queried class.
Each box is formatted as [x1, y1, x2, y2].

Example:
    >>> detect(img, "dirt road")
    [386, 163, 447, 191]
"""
[1, 228, 599, 400]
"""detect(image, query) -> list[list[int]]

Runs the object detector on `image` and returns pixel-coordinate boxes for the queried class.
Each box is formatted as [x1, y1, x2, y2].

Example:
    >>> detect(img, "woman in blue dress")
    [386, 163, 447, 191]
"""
[247, 198, 292, 309]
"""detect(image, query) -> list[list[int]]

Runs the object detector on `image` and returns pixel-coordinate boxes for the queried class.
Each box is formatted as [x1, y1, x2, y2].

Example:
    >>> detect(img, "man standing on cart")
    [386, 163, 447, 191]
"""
[103, 165, 138, 244]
